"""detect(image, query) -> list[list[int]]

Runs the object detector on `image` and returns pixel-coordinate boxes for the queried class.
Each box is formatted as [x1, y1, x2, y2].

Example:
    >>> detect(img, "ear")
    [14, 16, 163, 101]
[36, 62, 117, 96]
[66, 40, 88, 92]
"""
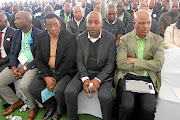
[133, 21, 136, 28]
[100, 21, 103, 27]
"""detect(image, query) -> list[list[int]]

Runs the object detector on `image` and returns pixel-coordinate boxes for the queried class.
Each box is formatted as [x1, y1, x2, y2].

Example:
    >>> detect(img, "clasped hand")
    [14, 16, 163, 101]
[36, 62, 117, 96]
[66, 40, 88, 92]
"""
[12, 66, 26, 79]
[44, 76, 56, 92]
[83, 78, 100, 95]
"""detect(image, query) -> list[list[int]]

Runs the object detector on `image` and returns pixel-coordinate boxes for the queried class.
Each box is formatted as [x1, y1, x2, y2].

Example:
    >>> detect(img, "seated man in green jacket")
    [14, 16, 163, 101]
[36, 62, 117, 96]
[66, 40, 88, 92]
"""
[114, 10, 164, 120]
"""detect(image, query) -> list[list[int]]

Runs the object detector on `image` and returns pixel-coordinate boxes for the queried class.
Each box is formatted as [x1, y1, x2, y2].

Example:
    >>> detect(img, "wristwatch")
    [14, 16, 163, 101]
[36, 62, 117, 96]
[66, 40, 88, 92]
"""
[23, 66, 28, 71]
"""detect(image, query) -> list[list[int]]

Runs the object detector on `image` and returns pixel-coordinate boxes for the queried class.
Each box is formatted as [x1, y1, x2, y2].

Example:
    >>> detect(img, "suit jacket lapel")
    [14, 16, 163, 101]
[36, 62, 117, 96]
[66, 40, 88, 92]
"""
[84, 32, 89, 66]
[97, 31, 104, 66]
[3, 27, 9, 47]
[143, 32, 152, 58]
[43, 31, 50, 65]
[55, 30, 67, 68]
[130, 30, 137, 57]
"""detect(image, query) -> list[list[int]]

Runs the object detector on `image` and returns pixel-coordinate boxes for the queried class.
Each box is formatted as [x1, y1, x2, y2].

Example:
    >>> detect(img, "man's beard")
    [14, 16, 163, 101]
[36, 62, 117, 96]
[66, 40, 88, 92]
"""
[16, 24, 26, 30]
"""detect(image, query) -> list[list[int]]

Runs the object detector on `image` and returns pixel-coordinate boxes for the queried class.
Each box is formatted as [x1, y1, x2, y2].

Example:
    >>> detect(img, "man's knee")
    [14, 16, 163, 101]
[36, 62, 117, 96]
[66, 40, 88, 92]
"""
[141, 103, 156, 113]
[65, 87, 79, 101]
[54, 86, 65, 100]
[99, 93, 112, 105]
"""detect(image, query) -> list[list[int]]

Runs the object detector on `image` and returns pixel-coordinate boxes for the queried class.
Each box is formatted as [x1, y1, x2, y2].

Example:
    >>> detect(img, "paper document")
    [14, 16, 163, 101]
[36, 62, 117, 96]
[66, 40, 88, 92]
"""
[172, 88, 180, 101]
[126, 80, 155, 94]
[41, 88, 55, 103]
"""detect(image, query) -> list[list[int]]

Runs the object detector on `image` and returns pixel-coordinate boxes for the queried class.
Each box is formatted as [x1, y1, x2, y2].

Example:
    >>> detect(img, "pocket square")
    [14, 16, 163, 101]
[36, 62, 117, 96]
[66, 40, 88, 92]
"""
[6, 38, 10, 41]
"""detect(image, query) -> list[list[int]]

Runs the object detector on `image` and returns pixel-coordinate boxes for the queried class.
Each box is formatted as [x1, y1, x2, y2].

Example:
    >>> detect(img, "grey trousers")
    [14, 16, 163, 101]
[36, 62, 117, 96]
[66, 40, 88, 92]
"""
[0, 64, 37, 109]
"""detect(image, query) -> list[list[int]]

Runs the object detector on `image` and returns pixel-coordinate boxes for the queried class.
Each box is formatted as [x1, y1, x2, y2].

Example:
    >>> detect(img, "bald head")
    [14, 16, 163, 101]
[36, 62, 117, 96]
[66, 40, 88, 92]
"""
[0, 13, 8, 31]
[16, 11, 32, 23]
[133, 10, 151, 39]
[87, 11, 102, 23]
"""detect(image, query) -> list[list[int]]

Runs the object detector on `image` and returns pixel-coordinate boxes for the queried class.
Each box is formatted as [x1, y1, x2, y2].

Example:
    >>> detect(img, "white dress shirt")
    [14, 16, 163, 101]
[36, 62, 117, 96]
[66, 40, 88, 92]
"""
[0, 27, 8, 58]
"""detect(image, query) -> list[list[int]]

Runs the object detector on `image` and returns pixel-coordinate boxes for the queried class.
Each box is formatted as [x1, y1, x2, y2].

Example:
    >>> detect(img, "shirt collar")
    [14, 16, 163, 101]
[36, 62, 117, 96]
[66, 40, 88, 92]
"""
[1, 27, 7, 33]
[135, 30, 148, 41]
[88, 29, 102, 43]
[22, 28, 32, 35]
[74, 17, 83, 24]
[105, 17, 117, 25]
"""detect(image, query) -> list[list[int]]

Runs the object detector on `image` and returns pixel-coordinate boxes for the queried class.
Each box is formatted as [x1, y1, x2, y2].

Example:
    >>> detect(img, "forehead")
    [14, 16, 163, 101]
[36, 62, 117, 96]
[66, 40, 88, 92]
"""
[117, 2, 123, 6]
[172, 2, 178, 6]
[74, 6, 81, 11]
[65, 3, 70, 7]
[46, 17, 59, 24]
[88, 14, 101, 21]
[15, 13, 22, 18]
[136, 14, 151, 22]
[108, 8, 116, 13]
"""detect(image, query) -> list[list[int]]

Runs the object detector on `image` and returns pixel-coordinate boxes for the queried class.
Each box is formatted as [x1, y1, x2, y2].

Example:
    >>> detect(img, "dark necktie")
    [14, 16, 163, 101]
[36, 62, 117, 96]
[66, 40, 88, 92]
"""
[0, 32, 3, 59]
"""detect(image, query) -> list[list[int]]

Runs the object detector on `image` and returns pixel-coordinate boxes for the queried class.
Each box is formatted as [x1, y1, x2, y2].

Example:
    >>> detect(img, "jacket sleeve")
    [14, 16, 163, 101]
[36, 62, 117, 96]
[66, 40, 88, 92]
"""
[158, 14, 165, 37]
[117, 36, 134, 71]
[134, 37, 164, 72]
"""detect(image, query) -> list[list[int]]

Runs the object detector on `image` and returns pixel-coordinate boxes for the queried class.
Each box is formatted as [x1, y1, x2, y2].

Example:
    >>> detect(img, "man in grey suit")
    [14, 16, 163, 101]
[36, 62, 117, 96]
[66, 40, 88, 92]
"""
[114, 10, 164, 120]
[65, 11, 116, 120]
[67, 6, 87, 37]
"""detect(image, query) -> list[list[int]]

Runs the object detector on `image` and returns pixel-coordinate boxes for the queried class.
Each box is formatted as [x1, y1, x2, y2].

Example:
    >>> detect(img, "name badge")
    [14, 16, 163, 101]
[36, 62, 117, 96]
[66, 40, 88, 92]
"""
[18, 53, 28, 65]
[6, 38, 10, 41]
[153, 14, 157, 18]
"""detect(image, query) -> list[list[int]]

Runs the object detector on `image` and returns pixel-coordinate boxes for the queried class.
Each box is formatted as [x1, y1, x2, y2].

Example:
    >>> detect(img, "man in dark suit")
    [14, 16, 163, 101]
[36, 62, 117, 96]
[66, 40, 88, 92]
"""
[149, 0, 160, 21]
[126, 6, 160, 35]
[29, 13, 77, 120]
[159, 0, 169, 16]
[65, 11, 116, 120]
[67, 6, 87, 37]
[81, 0, 90, 17]
[0, 11, 42, 120]
[0, 13, 15, 109]
[9, 5, 19, 29]
[0, 13, 14, 71]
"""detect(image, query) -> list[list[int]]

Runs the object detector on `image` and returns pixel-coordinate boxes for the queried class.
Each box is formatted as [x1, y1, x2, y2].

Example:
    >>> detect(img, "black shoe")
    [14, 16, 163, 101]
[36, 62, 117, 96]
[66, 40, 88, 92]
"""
[2, 101, 10, 109]
[43, 107, 56, 120]
[51, 111, 62, 120]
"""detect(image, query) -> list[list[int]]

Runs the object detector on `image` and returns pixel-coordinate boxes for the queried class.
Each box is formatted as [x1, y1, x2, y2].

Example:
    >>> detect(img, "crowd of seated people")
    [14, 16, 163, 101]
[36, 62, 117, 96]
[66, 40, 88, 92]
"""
[0, 0, 179, 120]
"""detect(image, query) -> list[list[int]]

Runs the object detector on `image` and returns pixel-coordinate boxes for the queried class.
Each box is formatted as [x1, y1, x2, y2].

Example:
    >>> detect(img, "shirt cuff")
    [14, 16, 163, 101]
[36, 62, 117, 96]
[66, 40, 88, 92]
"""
[95, 77, 101, 83]
[81, 76, 89, 82]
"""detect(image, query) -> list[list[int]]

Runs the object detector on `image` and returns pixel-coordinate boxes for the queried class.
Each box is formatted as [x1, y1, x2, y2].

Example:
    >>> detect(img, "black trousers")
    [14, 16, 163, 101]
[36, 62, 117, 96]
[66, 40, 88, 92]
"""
[29, 75, 72, 114]
[116, 73, 156, 120]
[65, 73, 113, 120]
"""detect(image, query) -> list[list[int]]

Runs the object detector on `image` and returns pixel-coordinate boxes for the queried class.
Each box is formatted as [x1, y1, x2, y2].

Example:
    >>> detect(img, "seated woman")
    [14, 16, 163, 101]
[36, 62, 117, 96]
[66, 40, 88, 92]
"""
[164, 16, 180, 49]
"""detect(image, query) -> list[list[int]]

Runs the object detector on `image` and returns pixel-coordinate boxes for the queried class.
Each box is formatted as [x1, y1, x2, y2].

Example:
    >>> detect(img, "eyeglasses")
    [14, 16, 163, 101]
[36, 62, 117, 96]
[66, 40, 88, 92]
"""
[46, 23, 60, 29]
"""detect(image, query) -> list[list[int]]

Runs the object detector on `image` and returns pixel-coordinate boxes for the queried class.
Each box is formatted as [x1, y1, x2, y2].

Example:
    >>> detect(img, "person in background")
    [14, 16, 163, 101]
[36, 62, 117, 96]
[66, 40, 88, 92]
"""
[9, 5, 19, 29]
[67, 6, 87, 37]
[149, 0, 160, 21]
[102, 4, 125, 47]
[60, 2, 74, 24]
[158, 0, 179, 37]
[93, 2, 101, 12]
[24, 7, 42, 30]
[81, 0, 90, 17]
[127, 1, 138, 18]
[116, 1, 132, 33]
[164, 16, 180, 49]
